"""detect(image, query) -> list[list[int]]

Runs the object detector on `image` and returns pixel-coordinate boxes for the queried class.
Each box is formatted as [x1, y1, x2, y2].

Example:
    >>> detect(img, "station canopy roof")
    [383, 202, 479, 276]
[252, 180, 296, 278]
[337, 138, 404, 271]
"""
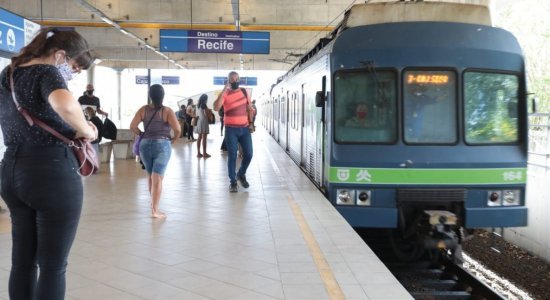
[2, 0, 491, 70]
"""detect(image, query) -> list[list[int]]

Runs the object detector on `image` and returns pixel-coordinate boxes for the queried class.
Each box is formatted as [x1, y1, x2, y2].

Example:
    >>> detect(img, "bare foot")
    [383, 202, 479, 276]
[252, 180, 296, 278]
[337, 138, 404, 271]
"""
[152, 211, 167, 218]
[204, 153, 211, 158]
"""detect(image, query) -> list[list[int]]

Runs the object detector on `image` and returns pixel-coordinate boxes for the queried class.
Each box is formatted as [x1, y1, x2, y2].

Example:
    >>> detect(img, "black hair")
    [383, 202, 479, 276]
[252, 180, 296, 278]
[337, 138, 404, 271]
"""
[11, 27, 93, 70]
[228, 71, 239, 79]
[149, 84, 165, 108]
[198, 94, 208, 109]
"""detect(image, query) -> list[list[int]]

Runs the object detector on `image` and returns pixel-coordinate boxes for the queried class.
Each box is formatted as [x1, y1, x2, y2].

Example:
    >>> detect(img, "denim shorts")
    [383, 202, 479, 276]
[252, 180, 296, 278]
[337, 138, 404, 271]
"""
[139, 139, 172, 175]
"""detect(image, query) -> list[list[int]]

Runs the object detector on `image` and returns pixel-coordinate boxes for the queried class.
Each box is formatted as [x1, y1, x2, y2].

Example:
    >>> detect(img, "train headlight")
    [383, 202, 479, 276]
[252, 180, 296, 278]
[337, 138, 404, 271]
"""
[356, 190, 372, 206]
[502, 190, 520, 206]
[336, 189, 355, 205]
[487, 191, 502, 206]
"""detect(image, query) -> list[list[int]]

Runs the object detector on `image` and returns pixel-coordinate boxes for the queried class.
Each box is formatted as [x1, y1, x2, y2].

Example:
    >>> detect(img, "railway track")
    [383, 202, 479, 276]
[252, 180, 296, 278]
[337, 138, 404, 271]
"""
[387, 257, 505, 299]
[358, 229, 505, 299]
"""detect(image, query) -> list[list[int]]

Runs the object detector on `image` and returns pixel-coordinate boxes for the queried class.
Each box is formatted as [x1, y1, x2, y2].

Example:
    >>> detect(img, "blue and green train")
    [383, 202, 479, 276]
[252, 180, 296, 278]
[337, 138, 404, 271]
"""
[259, 2, 528, 259]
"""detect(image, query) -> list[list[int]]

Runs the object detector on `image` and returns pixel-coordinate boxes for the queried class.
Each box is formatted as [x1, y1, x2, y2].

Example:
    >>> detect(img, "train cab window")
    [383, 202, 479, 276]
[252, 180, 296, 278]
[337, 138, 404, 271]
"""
[403, 70, 457, 144]
[464, 72, 519, 144]
[334, 70, 397, 143]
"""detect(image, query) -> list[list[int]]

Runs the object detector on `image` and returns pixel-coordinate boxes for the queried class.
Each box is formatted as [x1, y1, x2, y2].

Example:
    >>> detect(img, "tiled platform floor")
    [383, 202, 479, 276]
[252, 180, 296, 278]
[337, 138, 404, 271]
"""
[0, 128, 411, 300]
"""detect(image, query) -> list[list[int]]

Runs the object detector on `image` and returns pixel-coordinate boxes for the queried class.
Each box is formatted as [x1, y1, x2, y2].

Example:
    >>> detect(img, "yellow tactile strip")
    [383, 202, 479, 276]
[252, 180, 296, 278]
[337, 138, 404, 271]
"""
[287, 196, 346, 300]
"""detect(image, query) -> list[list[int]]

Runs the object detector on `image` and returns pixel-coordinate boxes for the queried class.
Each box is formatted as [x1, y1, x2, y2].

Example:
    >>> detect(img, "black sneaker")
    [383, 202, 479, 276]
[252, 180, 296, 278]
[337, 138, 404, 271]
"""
[237, 175, 250, 188]
[229, 182, 238, 193]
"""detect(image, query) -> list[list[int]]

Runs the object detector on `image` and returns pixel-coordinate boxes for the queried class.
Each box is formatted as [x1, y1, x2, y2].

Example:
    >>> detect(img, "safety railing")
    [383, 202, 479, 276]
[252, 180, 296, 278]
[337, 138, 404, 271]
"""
[528, 112, 550, 173]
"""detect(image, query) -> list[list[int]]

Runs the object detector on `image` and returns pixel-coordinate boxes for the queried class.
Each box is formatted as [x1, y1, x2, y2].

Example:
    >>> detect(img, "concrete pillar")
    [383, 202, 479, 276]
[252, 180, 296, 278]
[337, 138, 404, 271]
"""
[87, 65, 95, 85]
[116, 69, 123, 125]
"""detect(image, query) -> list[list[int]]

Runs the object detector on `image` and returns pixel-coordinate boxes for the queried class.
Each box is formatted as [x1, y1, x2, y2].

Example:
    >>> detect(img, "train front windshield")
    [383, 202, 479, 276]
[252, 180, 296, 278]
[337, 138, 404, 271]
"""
[335, 69, 520, 145]
[334, 70, 397, 143]
[403, 70, 457, 143]
[464, 72, 519, 144]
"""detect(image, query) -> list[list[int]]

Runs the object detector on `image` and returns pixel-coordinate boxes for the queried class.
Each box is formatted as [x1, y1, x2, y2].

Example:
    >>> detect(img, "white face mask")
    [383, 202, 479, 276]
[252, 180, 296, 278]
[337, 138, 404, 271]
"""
[55, 55, 75, 82]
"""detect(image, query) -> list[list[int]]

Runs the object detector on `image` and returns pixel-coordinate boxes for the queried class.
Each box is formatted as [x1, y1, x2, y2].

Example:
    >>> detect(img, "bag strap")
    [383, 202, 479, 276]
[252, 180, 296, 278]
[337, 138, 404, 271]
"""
[240, 88, 250, 104]
[9, 70, 74, 146]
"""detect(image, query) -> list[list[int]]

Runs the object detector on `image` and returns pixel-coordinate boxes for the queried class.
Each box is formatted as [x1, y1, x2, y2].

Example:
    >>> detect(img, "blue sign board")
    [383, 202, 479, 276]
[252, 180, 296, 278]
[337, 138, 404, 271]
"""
[161, 76, 179, 85]
[213, 76, 257, 86]
[0, 8, 27, 54]
[160, 30, 269, 54]
[136, 75, 149, 84]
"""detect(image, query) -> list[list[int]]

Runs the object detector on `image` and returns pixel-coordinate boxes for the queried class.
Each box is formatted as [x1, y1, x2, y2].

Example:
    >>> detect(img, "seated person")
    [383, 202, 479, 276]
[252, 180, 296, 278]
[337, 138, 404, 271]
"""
[345, 103, 374, 127]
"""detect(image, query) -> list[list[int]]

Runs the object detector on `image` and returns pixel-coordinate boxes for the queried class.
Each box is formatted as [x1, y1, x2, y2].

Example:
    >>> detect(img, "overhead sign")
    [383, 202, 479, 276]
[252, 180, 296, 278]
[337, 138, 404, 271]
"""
[136, 75, 149, 84]
[160, 29, 270, 54]
[161, 76, 179, 85]
[0, 7, 39, 55]
[213, 76, 257, 86]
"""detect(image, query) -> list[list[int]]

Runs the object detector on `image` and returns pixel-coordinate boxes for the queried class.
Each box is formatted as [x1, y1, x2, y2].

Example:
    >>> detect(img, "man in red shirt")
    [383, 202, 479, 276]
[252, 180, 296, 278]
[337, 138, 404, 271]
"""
[214, 71, 254, 192]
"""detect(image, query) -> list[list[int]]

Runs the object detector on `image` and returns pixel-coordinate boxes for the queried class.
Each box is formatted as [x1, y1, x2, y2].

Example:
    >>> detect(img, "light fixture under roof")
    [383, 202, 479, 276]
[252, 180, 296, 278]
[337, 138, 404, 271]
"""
[74, 0, 181, 69]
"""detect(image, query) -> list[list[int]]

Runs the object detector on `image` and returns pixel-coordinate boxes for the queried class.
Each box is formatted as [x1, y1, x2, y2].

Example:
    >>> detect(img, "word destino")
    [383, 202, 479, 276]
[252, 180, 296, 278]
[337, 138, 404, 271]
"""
[196, 31, 239, 51]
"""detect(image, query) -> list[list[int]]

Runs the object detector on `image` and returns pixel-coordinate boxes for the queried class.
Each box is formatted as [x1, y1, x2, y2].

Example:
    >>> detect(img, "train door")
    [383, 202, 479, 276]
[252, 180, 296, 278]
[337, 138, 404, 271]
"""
[301, 84, 307, 167]
[280, 95, 286, 149]
[318, 75, 327, 188]
[274, 96, 279, 141]
[269, 98, 274, 135]
[286, 91, 291, 152]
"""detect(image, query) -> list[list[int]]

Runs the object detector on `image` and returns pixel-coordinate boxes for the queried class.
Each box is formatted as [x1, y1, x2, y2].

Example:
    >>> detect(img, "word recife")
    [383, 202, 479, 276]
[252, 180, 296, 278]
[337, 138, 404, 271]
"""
[197, 39, 234, 51]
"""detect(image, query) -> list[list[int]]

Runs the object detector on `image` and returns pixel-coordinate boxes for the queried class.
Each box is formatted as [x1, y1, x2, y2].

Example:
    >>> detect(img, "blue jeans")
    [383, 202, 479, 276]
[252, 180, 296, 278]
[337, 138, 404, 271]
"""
[225, 126, 253, 184]
[1, 145, 83, 300]
[139, 139, 172, 176]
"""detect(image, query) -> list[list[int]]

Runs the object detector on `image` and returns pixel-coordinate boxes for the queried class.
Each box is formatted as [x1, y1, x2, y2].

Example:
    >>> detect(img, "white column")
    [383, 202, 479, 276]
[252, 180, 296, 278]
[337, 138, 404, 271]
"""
[116, 69, 123, 127]
[87, 65, 95, 85]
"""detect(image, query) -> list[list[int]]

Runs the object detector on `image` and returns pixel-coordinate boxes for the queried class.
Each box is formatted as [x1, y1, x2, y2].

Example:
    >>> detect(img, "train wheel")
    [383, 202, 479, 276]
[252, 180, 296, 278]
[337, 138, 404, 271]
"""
[388, 229, 425, 261]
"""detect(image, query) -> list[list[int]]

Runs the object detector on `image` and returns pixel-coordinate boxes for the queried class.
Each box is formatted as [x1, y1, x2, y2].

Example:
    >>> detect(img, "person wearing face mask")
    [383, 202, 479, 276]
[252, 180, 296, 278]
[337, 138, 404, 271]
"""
[213, 71, 255, 193]
[0, 27, 96, 300]
[78, 83, 108, 117]
[345, 103, 373, 127]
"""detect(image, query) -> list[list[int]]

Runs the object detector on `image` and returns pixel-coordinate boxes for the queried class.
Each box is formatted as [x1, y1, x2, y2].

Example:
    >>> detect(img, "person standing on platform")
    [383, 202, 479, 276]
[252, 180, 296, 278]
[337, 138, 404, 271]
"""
[213, 71, 255, 193]
[185, 98, 196, 141]
[176, 104, 187, 138]
[0, 27, 97, 300]
[251, 99, 257, 128]
[85, 106, 104, 156]
[194, 94, 211, 158]
[219, 105, 225, 136]
[78, 83, 108, 117]
[130, 84, 180, 218]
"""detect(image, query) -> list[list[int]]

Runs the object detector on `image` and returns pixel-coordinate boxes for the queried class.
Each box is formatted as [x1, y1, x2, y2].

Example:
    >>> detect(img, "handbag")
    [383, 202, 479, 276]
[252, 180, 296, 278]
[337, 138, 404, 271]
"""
[133, 107, 160, 156]
[240, 88, 256, 133]
[9, 72, 99, 176]
[102, 117, 117, 140]
[205, 108, 215, 124]
[132, 134, 143, 156]
[191, 116, 198, 126]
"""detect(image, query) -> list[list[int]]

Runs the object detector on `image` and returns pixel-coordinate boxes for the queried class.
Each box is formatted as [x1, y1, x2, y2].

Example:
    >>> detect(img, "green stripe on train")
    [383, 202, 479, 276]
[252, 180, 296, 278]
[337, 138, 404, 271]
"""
[328, 167, 526, 185]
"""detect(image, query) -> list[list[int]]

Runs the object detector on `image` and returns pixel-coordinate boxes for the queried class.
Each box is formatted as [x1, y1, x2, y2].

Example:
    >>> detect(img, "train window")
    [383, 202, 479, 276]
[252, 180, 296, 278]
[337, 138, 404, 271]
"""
[403, 70, 457, 144]
[334, 70, 397, 143]
[464, 72, 519, 144]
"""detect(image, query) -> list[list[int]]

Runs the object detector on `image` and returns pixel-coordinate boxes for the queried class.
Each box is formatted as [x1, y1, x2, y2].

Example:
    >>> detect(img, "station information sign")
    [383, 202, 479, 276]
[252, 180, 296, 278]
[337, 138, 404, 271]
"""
[0, 7, 40, 55]
[161, 76, 179, 85]
[160, 30, 269, 54]
[213, 76, 257, 86]
[135, 76, 180, 85]
[135, 75, 149, 84]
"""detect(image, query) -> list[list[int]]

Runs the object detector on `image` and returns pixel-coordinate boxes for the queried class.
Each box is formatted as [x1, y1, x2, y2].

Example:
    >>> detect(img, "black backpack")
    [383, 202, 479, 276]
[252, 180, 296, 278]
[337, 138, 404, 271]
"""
[102, 117, 118, 140]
